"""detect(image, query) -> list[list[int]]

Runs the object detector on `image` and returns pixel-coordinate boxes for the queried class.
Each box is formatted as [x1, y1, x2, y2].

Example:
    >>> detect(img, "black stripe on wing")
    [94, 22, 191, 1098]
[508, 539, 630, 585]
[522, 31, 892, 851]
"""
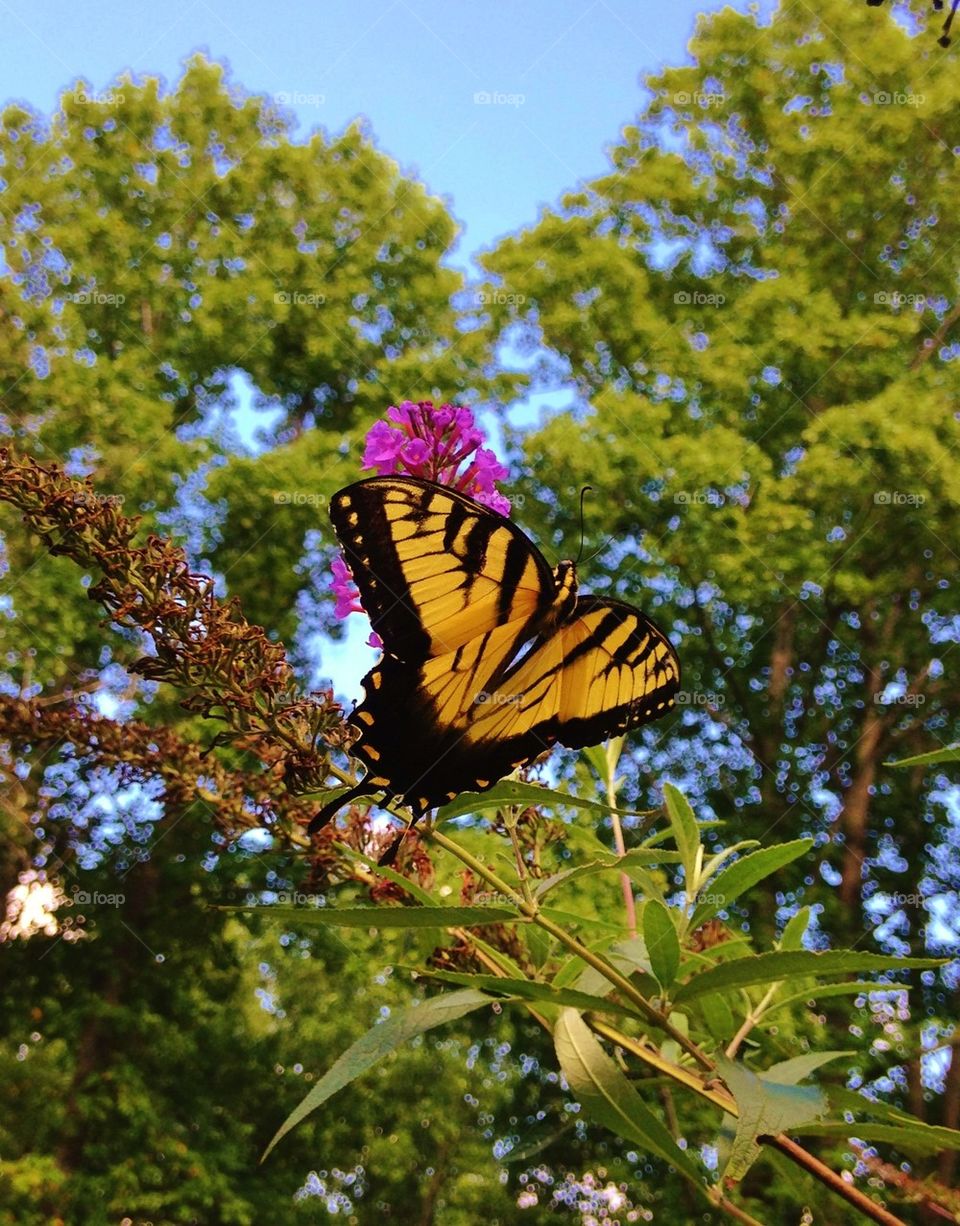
[329, 476, 555, 662]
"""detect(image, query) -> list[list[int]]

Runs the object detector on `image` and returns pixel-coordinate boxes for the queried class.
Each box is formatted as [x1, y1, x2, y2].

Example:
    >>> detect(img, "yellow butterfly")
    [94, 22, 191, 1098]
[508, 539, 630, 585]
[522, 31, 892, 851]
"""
[310, 476, 679, 845]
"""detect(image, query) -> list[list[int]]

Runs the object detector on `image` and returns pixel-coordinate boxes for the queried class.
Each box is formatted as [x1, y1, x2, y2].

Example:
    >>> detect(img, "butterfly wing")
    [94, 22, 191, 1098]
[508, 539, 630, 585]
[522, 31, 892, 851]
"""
[348, 594, 680, 815]
[330, 476, 555, 661]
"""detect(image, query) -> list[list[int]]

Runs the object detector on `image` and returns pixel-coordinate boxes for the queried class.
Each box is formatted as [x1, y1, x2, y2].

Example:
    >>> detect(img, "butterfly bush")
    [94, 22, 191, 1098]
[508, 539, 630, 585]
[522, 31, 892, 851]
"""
[330, 400, 511, 648]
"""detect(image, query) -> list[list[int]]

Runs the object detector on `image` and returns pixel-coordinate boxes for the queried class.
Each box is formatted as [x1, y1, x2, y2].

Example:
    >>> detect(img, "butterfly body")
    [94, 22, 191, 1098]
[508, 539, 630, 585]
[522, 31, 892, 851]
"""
[316, 476, 680, 829]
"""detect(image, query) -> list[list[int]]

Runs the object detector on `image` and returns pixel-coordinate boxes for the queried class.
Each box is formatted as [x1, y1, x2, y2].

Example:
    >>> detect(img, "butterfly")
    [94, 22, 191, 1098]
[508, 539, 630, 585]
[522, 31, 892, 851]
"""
[309, 476, 680, 853]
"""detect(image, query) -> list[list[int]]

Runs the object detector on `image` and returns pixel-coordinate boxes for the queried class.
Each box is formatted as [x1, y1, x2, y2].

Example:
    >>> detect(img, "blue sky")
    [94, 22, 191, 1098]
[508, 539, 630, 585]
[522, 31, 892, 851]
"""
[3, 0, 748, 268]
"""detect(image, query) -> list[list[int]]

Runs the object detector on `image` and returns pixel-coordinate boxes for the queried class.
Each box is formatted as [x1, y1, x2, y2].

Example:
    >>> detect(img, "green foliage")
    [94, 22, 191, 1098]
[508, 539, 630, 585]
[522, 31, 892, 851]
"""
[479, 0, 960, 949]
[0, 54, 500, 678]
[268, 783, 955, 1220]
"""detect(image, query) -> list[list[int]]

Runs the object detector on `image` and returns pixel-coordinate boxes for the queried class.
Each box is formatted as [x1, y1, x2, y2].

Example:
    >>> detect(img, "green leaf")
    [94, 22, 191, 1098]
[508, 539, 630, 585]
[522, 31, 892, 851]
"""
[642, 819, 722, 849]
[690, 839, 814, 928]
[436, 780, 653, 823]
[762, 1052, 853, 1085]
[821, 1089, 960, 1153]
[699, 992, 736, 1043]
[534, 848, 681, 900]
[885, 744, 960, 768]
[223, 904, 522, 928]
[500, 1122, 576, 1164]
[264, 989, 491, 1159]
[779, 906, 811, 951]
[643, 900, 681, 989]
[554, 1010, 704, 1187]
[764, 980, 910, 1017]
[581, 742, 612, 784]
[540, 906, 624, 933]
[673, 951, 944, 1005]
[661, 783, 700, 883]
[795, 1121, 960, 1155]
[417, 969, 644, 1021]
[331, 842, 436, 907]
[567, 937, 659, 1000]
[715, 1054, 827, 1182]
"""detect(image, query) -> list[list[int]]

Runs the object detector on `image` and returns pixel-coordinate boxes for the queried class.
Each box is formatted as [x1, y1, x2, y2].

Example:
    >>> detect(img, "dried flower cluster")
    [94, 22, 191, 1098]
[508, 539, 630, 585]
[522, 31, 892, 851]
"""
[0, 446, 346, 797]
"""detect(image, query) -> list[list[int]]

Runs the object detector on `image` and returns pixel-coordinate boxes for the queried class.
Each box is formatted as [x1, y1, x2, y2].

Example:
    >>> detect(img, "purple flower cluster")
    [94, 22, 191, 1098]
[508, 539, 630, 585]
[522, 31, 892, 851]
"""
[331, 401, 511, 649]
[363, 400, 510, 515]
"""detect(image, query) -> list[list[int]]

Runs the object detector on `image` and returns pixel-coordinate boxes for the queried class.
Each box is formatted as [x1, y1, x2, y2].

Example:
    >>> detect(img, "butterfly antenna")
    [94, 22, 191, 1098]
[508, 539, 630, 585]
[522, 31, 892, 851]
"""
[574, 486, 593, 566]
[307, 780, 377, 836]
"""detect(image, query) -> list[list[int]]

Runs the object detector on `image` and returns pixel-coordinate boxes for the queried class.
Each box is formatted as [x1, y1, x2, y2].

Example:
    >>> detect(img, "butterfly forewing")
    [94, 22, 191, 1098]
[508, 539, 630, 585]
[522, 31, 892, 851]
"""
[330, 477, 554, 661]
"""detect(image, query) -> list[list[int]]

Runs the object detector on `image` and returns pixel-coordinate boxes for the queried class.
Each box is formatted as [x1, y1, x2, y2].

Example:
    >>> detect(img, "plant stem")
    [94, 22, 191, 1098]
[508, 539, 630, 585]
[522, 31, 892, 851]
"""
[725, 981, 780, 1058]
[607, 770, 637, 938]
[428, 827, 711, 1069]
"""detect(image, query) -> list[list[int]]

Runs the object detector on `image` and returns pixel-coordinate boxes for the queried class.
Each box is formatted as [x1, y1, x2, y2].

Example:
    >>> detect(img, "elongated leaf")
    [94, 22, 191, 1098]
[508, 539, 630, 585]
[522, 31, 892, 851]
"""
[569, 937, 659, 1000]
[716, 1054, 826, 1182]
[554, 1010, 704, 1186]
[763, 1052, 853, 1085]
[534, 848, 681, 900]
[826, 1088, 960, 1151]
[642, 819, 721, 849]
[223, 904, 521, 928]
[501, 1122, 576, 1164]
[581, 742, 612, 785]
[699, 991, 736, 1042]
[764, 980, 909, 1017]
[540, 906, 623, 933]
[886, 744, 960, 768]
[673, 951, 943, 1005]
[623, 864, 670, 905]
[332, 842, 436, 907]
[662, 783, 700, 882]
[690, 839, 813, 928]
[436, 780, 653, 823]
[418, 969, 643, 1021]
[779, 906, 811, 951]
[264, 989, 491, 1159]
[643, 900, 681, 989]
[795, 1121, 960, 1154]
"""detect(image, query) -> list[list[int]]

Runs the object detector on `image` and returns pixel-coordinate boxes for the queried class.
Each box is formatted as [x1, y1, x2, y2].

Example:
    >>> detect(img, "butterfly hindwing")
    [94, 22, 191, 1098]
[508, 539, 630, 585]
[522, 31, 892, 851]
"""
[330, 477, 555, 661]
[347, 596, 680, 815]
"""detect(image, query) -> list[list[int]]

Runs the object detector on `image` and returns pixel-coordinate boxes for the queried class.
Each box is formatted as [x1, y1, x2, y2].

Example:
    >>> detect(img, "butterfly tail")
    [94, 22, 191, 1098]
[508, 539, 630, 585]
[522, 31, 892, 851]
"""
[307, 781, 378, 836]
